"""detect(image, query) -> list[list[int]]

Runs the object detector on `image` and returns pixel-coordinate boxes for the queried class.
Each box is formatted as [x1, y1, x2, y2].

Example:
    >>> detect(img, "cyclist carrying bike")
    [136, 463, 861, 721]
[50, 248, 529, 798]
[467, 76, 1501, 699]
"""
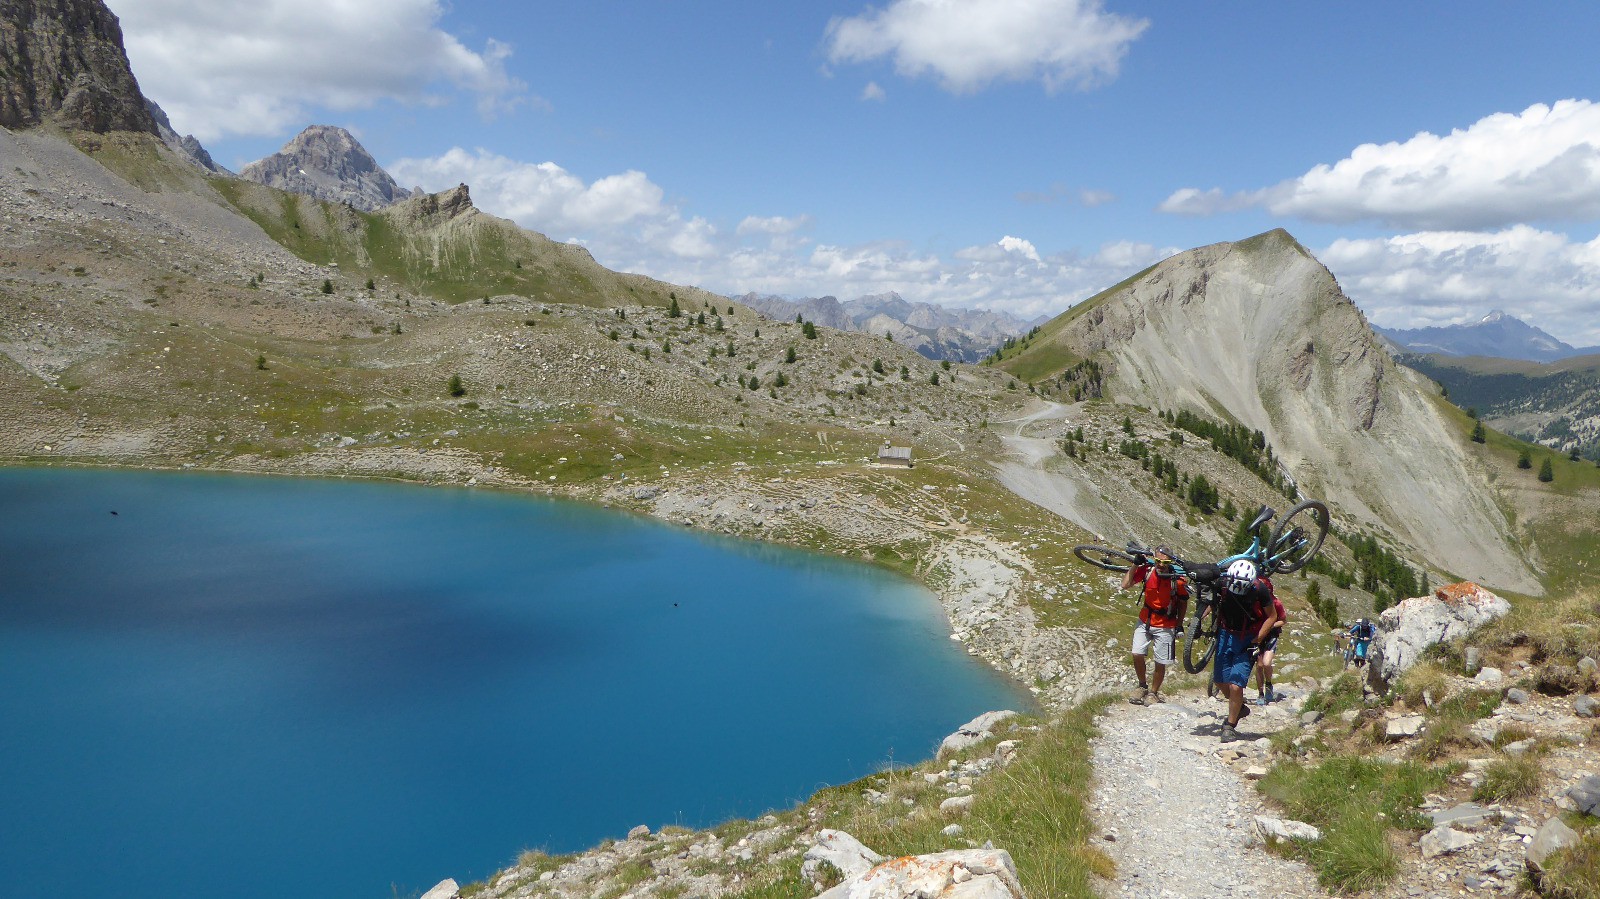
[1254, 593, 1287, 705]
[1213, 559, 1280, 742]
[1348, 618, 1377, 667]
[1121, 546, 1188, 705]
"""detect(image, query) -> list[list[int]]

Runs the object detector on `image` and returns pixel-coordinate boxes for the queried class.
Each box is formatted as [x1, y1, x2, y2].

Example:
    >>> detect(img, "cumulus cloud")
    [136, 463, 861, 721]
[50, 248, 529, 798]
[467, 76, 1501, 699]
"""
[824, 0, 1147, 94]
[389, 148, 677, 236]
[115, 0, 531, 140]
[391, 147, 1168, 319]
[1321, 226, 1600, 346]
[1163, 100, 1600, 230]
[861, 81, 888, 102]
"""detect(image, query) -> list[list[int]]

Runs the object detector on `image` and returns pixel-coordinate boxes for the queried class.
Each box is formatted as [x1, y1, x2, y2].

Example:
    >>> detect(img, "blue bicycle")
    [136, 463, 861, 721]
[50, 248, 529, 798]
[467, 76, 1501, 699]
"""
[1073, 500, 1330, 674]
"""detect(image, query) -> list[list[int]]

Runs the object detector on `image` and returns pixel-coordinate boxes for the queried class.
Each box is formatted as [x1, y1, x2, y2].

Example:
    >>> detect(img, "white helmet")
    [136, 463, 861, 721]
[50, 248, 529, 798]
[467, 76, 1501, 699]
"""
[1225, 559, 1258, 594]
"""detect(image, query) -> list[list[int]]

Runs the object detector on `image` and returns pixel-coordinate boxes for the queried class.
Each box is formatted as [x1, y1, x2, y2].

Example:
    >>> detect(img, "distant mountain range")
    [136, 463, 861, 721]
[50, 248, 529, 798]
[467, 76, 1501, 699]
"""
[740, 292, 1045, 362]
[1376, 310, 1600, 363]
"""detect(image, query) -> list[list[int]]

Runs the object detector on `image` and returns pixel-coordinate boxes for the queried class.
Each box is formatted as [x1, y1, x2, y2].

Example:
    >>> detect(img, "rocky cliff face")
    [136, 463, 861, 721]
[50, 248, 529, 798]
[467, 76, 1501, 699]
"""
[1016, 229, 1540, 594]
[145, 99, 228, 174]
[239, 125, 413, 212]
[0, 0, 157, 133]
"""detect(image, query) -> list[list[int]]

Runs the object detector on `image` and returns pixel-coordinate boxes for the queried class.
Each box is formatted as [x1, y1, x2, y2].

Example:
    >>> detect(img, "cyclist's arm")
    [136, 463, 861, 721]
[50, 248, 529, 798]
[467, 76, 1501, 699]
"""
[1254, 594, 1279, 644]
[1121, 566, 1144, 591]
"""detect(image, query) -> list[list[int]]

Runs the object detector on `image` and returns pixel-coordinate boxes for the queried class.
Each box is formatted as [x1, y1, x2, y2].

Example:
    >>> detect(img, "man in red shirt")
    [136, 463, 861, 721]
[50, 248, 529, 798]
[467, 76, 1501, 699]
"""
[1121, 548, 1188, 705]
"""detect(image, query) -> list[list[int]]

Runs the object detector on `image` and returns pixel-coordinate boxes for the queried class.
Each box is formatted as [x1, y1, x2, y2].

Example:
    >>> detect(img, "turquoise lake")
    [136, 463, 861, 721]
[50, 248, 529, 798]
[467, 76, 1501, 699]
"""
[0, 468, 1027, 899]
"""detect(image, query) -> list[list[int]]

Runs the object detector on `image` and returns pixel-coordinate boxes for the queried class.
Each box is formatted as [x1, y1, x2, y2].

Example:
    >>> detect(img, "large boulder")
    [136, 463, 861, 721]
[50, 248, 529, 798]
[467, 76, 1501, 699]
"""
[803, 830, 885, 883]
[1368, 582, 1509, 691]
[1526, 817, 1580, 875]
[937, 711, 1018, 759]
[818, 849, 1026, 899]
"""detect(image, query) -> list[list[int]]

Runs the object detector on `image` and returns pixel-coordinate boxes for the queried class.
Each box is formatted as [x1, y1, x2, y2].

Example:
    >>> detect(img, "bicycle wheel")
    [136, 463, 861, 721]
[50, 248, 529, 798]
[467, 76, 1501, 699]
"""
[1072, 544, 1135, 573]
[1267, 499, 1329, 573]
[1182, 608, 1218, 674]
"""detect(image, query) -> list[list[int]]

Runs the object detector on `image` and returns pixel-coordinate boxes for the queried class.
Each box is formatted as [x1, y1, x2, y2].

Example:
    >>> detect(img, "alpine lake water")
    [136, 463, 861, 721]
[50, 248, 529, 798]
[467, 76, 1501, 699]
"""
[0, 467, 1028, 899]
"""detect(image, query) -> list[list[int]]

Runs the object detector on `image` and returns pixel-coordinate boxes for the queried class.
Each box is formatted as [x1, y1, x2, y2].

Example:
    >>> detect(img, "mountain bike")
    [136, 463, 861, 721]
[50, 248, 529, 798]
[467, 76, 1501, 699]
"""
[1072, 500, 1330, 675]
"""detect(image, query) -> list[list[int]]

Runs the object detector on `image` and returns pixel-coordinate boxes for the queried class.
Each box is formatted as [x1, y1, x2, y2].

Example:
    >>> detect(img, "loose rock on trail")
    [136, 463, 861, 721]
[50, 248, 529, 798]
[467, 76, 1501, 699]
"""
[1090, 693, 1330, 899]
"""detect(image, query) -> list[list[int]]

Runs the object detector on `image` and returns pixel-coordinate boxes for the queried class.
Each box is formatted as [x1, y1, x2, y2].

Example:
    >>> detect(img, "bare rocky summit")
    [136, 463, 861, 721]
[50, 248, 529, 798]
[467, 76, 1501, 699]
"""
[240, 124, 413, 211]
[145, 98, 228, 175]
[999, 229, 1541, 595]
[0, 0, 157, 133]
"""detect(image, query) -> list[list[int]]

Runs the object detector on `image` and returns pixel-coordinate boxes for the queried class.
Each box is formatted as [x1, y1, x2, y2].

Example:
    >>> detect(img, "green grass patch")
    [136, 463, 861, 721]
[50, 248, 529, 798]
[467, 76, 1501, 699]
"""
[1258, 754, 1446, 892]
[1473, 755, 1544, 802]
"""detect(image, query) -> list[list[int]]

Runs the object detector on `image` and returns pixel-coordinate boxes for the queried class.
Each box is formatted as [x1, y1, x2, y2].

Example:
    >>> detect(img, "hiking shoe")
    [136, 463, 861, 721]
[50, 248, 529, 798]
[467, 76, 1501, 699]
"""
[1255, 695, 1270, 707]
[1220, 724, 1241, 743]
[1149, 692, 1166, 704]
[1238, 702, 1251, 721]
[1127, 687, 1148, 705]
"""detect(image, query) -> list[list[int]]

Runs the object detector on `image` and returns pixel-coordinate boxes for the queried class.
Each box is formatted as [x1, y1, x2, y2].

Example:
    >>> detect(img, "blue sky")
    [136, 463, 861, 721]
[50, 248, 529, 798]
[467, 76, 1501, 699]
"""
[112, 1, 1600, 344]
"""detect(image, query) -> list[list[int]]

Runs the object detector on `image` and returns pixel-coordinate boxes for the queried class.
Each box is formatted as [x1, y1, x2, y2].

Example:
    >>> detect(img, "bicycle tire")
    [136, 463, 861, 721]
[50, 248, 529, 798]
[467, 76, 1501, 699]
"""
[1072, 544, 1136, 573]
[1266, 499, 1330, 573]
[1182, 607, 1218, 674]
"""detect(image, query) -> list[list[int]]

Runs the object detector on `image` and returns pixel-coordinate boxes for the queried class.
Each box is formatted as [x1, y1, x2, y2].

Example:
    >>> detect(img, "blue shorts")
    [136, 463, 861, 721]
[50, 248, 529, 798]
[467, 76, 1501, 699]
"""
[1355, 640, 1370, 660]
[1213, 629, 1258, 687]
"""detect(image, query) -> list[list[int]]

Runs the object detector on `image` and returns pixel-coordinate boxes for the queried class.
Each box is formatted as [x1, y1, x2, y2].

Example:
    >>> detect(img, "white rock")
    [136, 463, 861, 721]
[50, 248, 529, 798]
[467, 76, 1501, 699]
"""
[1473, 667, 1504, 684]
[803, 830, 885, 882]
[419, 879, 459, 899]
[1386, 715, 1426, 740]
[1526, 818, 1580, 873]
[1253, 816, 1321, 843]
[817, 848, 1024, 899]
[940, 795, 976, 816]
[1420, 825, 1479, 858]
[937, 710, 1018, 758]
[1367, 583, 1509, 690]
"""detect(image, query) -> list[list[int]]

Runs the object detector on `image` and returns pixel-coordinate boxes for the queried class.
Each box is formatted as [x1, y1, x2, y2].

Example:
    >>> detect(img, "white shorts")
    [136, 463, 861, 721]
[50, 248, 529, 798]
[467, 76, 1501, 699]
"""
[1131, 622, 1176, 666]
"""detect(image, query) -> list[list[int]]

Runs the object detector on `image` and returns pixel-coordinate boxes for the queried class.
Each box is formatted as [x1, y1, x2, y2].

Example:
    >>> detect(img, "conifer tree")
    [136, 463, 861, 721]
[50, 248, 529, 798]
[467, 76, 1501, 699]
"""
[1518, 449, 1532, 469]
[1538, 458, 1554, 482]
[1471, 420, 1486, 443]
[668, 296, 681, 317]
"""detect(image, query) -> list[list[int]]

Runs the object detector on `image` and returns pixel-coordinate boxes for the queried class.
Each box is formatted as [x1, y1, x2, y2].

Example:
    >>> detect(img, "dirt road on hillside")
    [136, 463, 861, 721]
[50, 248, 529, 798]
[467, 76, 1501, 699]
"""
[992, 400, 1134, 541]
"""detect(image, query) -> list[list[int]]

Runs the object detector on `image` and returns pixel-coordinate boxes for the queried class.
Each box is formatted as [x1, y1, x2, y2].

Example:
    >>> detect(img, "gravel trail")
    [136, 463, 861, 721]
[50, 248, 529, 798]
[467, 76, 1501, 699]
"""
[1090, 694, 1331, 899]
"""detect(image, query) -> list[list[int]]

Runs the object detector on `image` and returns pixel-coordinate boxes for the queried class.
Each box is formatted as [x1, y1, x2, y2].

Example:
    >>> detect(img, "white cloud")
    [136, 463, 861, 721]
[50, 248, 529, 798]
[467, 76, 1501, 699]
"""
[114, 0, 531, 140]
[861, 81, 888, 102]
[1322, 226, 1600, 346]
[391, 147, 1168, 320]
[998, 236, 1042, 261]
[1015, 182, 1116, 206]
[824, 0, 1147, 94]
[1163, 100, 1600, 230]
[737, 215, 814, 236]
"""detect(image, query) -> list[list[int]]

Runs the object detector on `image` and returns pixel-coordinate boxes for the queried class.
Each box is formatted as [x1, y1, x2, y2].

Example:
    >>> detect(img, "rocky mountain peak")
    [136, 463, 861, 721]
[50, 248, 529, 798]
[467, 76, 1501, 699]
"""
[1002, 228, 1538, 594]
[0, 0, 158, 133]
[144, 99, 228, 174]
[239, 125, 412, 212]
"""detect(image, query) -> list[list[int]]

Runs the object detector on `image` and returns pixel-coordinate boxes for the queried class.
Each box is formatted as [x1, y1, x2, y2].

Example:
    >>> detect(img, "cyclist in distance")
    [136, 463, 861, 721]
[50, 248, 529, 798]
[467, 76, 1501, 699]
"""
[1349, 617, 1377, 668]
[1121, 546, 1188, 705]
[1213, 559, 1280, 742]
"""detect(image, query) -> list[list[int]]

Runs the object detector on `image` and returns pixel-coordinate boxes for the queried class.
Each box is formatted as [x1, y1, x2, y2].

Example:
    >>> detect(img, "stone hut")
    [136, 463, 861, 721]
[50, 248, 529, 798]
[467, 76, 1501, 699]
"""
[876, 441, 913, 468]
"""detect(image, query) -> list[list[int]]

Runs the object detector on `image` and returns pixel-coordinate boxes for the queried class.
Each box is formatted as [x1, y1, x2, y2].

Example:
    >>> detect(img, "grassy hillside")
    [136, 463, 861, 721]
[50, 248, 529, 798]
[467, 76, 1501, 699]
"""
[1399, 351, 1600, 461]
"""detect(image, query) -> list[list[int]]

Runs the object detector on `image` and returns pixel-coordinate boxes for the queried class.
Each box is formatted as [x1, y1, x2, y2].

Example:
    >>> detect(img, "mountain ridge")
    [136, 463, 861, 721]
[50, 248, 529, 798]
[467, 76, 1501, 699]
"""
[993, 228, 1542, 594]
[1378, 309, 1600, 362]
[741, 291, 1043, 362]
[239, 125, 415, 212]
